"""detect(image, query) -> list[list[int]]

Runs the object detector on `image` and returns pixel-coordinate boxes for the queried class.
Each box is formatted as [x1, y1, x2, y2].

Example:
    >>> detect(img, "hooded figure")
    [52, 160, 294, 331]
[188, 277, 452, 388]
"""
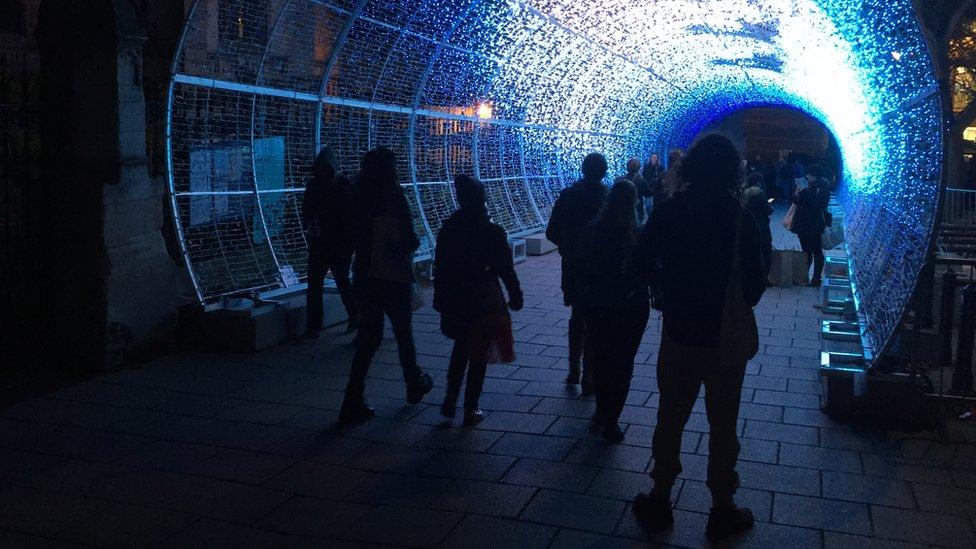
[303, 146, 357, 339]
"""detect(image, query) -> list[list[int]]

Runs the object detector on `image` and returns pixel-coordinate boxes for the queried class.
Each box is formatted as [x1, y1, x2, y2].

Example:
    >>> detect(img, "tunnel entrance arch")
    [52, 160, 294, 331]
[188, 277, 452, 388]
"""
[167, 0, 943, 359]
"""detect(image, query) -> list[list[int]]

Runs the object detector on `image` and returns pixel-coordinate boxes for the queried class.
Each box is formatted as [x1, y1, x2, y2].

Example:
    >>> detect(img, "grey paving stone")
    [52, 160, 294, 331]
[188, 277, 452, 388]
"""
[870, 505, 976, 548]
[625, 424, 699, 453]
[545, 417, 610, 440]
[772, 493, 871, 535]
[761, 364, 820, 381]
[508, 366, 569, 382]
[738, 401, 784, 422]
[823, 531, 927, 549]
[520, 489, 626, 534]
[565, 440, 651, 473]
[736, 461, 820, 496]
[253, 495, 371, 539]
[341, 416, 434, 446]
[911, 482, 976, 519]
[476, 410, 557, 434]
[430, 479, 537, 518]
[531, 397, 598, 419]
[676, 480, 773, 522]
[343, 506, 462, 547]
[753, 389, 821, 410]
[417, 450, 517, 481]
[586, 468, 655, 501]
[488, 432, 577, 461]
[441, 513, 558, 548]
[744, 419, 819, 446]
[742, 375, 789, 392]
[548, 529, 647, 548]
[264, 461, 369, 500]
[860, 453, 955, 485]
[346, 472, 452, 508]
[0, 485, 108, 539]
[778, 442, 862, 473]
[270, 430, 371, 465]
[415, 427, 503, 453]
[476, 392, 542, 412]
[822, 471, 914, 508]
[820, 428, 899, 454]
[160, 518, 289, 548]
[787, 379, 822, 395]
[503, 458, 600, 493]
[614, 506, 710, 547]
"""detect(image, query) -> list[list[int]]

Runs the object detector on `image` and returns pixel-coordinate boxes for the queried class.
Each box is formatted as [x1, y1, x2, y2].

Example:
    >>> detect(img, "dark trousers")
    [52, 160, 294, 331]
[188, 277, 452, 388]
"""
[650, 334, 747, 499]
[445, 339, 488, 412]
[798, 232, 825, 283]
[568, 305, 592, 374]
[586, 303, 650, 425]
[347, 280, 420, 395]
[306, 252, 356, 332]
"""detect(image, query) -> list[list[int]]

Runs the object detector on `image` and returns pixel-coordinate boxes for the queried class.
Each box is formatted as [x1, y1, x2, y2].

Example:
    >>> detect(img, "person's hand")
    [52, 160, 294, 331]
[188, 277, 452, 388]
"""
[508, 293, 524, 311]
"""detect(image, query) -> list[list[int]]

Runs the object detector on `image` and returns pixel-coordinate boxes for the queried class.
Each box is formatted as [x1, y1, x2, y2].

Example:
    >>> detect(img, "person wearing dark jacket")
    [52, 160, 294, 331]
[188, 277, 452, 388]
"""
[626, 158, 648, 224]
[545, 153, 609, 395]
[578, 178, 649, 442]
[632, 134, 766, 542]
[339, 147, 433, 423]
[434, 175, 524, 427]
[742, 172, 774, 284]
[639, 154, 662, 218]
[303, 147, 357, 339]
[791, 164, 830, 287]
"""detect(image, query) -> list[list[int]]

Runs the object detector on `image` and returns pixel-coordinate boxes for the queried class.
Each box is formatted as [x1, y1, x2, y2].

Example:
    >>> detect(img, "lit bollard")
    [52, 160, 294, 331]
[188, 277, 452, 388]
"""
[952, 283, 976, 395]
[939, 271, 958, 369]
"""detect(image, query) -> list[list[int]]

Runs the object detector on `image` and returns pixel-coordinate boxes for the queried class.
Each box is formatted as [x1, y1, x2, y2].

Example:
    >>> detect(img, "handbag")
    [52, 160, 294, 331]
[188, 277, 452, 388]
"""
[719, 209, 760, 363]
[781, 203, 797, 232]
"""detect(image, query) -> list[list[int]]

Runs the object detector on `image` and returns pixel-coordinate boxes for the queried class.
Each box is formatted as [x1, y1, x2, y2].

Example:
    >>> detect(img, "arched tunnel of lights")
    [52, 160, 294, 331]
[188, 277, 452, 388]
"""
[168, 0, 942, 358]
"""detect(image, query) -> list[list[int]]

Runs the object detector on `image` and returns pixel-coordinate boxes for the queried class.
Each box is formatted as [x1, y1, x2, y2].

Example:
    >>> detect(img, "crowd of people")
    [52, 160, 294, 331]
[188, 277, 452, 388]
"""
[300, 134, 835, 542]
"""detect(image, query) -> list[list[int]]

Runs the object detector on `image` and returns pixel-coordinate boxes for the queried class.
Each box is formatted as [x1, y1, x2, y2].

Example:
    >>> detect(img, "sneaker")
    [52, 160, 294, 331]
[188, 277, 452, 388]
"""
[462, 409, 484, 427]
[705, 506, 754, 542]
[406, 372, 433, 404]
[602, 423, 625, 442]
[565, 366, 581, 386]
[338, 394, 375, 424]
[632, 492, 674, 532]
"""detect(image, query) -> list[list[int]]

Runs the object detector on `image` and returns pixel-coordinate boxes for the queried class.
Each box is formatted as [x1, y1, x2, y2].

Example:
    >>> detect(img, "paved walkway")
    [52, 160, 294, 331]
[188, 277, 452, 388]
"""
[2, 253, 975, 548]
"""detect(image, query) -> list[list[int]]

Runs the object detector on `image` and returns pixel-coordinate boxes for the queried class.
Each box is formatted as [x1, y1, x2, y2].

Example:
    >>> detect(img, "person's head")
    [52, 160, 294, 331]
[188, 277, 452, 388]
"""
[805, 164, 825, 187]
[667, 148, 683, 167]
[312, 146, 339, 182]
[454, 174, 486, 213]
[747, 172, 764, 189]
[650, 153, 660, 166]
[598, 178, 638, 232]
[359, 147, 398, 191]
[626, 157, 641, 175]
[779, 150, 790, 162]
[677, 134, 743, 194]
[582, 152, 608, 182]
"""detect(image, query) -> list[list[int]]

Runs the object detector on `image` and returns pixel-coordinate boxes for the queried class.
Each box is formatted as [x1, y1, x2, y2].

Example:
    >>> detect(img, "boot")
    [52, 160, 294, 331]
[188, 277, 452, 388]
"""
[338, 393, 375, 424]
[565, 364, 581, 385]
[632, 492, 674, 532]
[705, 506, 754, 542]
[440, 394, 458, 419]
[602, 423, 625, 443]
[406, 372, 433, 404]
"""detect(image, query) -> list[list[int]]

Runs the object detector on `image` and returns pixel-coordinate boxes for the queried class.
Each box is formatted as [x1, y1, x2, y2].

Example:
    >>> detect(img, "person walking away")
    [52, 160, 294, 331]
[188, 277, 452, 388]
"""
[578, 179, 649, 442]
[791, 164, 830, 287]
[339, 147, 433, 423]
[660, 148, 685, 202]
[632, 134, 766, 542]
[546, 153, 609, 395]
[434, 175, 524, 427]
[742, 172, 774, 286]
[640, 153, 664, 217]
[626, 158, 649, 224]
[303, 147, 358, 339]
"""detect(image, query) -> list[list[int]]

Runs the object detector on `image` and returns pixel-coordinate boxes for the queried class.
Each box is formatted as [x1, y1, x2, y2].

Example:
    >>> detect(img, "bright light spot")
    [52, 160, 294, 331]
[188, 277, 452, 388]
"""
[477, 102, 493, 119]
[891, 51, 902, 61]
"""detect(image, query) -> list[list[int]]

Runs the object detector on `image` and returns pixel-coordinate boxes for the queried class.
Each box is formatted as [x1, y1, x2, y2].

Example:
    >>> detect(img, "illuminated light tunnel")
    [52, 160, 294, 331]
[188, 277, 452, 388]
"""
[167, 0, 942, 358]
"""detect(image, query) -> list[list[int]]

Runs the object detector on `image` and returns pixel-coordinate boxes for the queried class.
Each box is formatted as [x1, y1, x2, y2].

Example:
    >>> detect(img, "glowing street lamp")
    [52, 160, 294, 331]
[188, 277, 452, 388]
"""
[477, 102, 493, 119]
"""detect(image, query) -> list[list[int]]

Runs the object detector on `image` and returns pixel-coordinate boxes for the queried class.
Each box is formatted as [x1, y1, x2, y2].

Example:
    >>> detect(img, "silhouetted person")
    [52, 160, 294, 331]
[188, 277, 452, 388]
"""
[633, 134, 765, 542]
[792, 164, 830, 287]
[339, 147, 433, 423]
[742, 172, 773, 285]
[625, 158, 648, 223]
[640, 153, 664, 216]
[546, 153, 609, 395]
[578, 179, 648, 442]
[303, 147, 357, 339]
[434, 175, 524, 427]
[776, 150, 792, 203]
[660, 148, 685, 201]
